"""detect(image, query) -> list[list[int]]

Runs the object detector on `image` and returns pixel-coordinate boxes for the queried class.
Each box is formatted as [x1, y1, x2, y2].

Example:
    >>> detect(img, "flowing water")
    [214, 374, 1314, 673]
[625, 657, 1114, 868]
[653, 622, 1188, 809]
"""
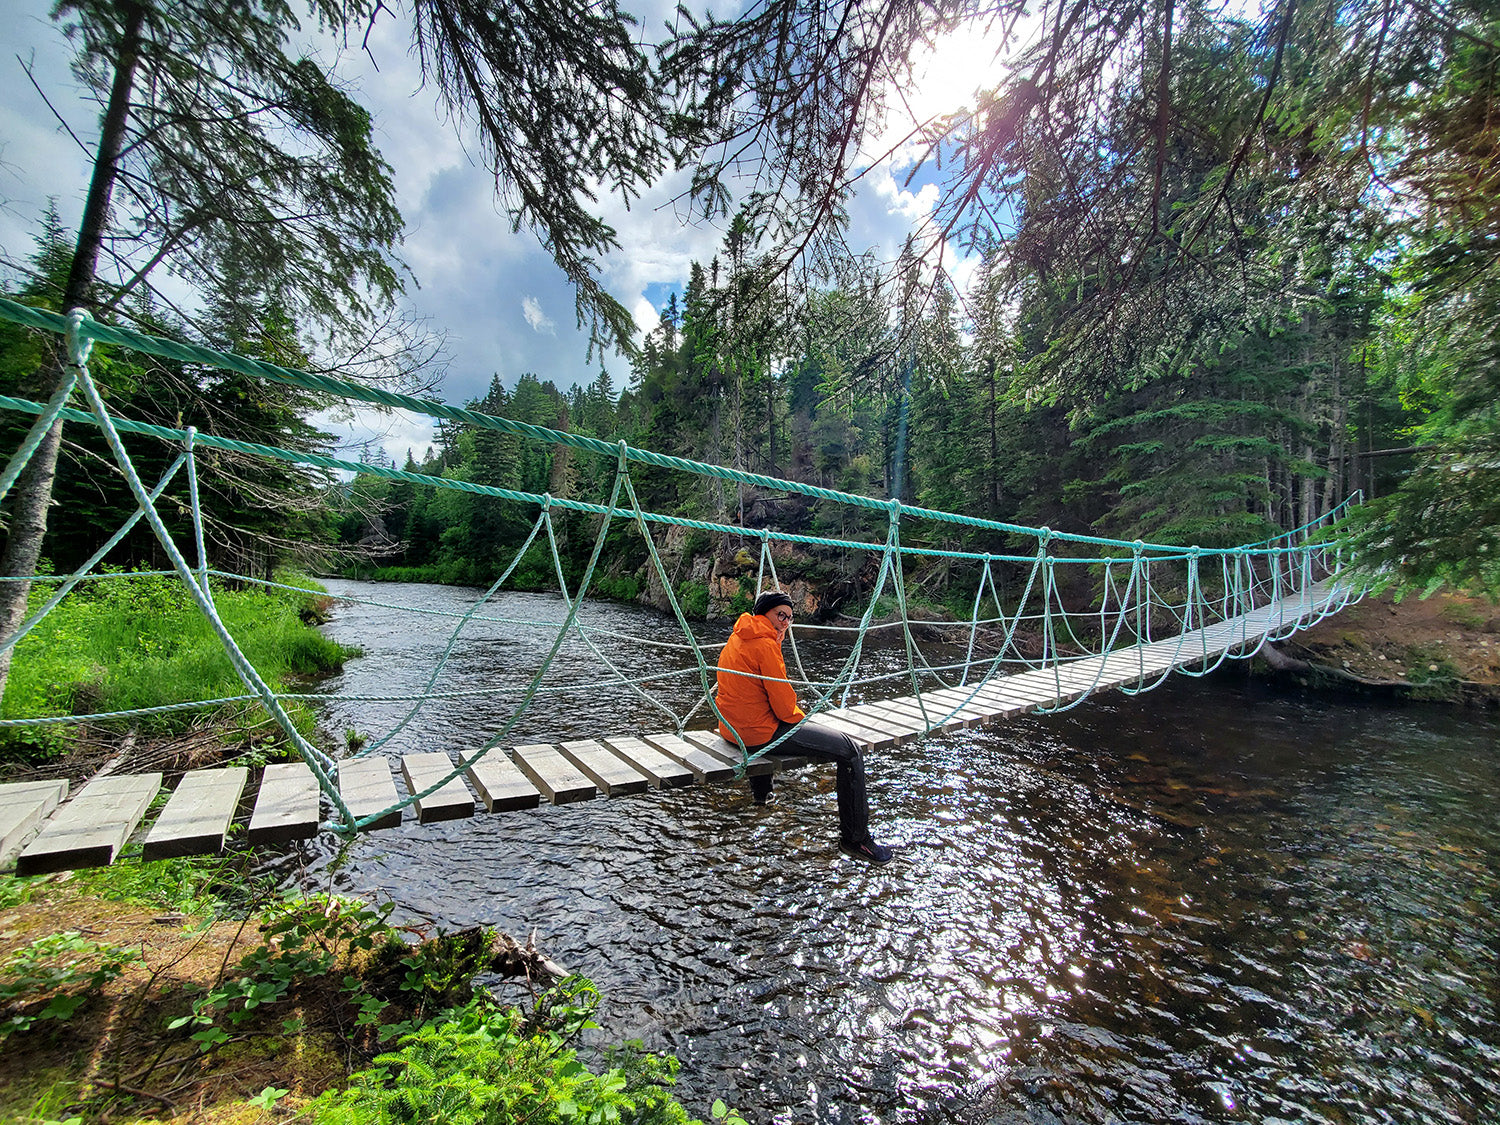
[273, 580, 1500, 1124]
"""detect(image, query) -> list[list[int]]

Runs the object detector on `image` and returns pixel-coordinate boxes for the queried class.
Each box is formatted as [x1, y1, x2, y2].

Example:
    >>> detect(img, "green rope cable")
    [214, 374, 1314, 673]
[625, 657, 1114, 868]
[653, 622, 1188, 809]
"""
[0, 365, 80, 506]
[357, 445, 638, 832]
[0, 298, 1366, 561]
[0, 297, 1368, 830]
[184, 433, 211, 595]
[62, 327, 353, 829]
[542, 502, 691, 732]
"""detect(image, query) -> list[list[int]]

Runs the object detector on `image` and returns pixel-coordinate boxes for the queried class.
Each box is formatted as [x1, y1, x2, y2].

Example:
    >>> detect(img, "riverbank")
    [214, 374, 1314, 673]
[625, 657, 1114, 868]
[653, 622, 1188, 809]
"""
[0, 571, 354, 775]
[1264, 588, 1500, 704]
[0, 858, 715, 1123]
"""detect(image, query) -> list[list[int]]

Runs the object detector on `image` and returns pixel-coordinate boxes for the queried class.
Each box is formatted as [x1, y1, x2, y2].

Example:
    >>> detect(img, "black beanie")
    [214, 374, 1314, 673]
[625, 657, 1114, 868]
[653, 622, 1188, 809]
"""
[753, 590, 794, 617]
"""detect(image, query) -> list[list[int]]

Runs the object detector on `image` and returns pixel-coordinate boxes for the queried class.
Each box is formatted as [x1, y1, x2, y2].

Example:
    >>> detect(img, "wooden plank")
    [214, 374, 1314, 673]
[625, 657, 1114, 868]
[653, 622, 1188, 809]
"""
[638, 732, 737, 783]
[248, 762, 321, 845]
[17, 773, 161, 875]
[812, 711, 896, 748]
[556, 740, 651, 796]
[679, 731, 777, 776]
[900, 691, 995, 726]
[401, 753, 476, 824]
[142, 767, 248, 861]
[844, 698, 940, 734]
[967, 678, 1063, 706]
[916, 688, 1001, 722]
[339, 757, 402, 831]
[873, 697, 970, 731]
[510, 744, 597, 804]
[0, 780, 68, 869]
[824, 706, 923, 745]
[598, 736, 696, 788]
[948, 684, 1043, 718]
[465, 752, 542, 812]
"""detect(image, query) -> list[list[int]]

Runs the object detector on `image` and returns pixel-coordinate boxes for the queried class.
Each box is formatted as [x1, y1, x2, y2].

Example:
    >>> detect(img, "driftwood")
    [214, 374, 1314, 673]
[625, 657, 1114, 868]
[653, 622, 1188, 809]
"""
[1260, 642, 1399, 688]
[491, 928, 570, 983]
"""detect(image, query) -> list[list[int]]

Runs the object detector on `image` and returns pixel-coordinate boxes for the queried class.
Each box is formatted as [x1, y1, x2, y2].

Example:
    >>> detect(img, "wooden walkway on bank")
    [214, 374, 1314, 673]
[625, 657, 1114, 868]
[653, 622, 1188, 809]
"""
[1, 580, 1349, 875]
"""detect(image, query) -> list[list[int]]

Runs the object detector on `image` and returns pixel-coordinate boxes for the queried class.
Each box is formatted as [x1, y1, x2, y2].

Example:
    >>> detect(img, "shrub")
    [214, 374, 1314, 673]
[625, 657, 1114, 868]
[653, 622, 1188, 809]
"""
[676, 580, 709, 619]
[593, 574, 643, 602]
[312, 982, 698, 1125]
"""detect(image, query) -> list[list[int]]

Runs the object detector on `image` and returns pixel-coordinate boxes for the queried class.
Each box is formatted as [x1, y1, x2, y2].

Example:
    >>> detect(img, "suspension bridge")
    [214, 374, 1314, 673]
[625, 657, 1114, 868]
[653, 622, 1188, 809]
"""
[0, 299, 1365, 874]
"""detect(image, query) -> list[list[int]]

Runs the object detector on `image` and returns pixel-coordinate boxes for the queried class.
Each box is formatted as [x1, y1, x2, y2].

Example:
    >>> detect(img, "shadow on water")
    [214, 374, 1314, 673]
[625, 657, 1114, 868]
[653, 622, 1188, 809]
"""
[266, 580, 1500, 1124]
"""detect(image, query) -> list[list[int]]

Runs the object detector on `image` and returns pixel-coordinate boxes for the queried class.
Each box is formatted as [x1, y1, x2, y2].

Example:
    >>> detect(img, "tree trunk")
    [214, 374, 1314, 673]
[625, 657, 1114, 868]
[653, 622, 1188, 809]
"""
[0, 1, 144, 695]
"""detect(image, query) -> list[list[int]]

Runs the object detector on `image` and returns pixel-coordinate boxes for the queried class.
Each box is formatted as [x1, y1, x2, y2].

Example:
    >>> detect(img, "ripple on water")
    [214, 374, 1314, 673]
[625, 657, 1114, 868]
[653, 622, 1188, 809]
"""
[270, 581, 1500, 1124]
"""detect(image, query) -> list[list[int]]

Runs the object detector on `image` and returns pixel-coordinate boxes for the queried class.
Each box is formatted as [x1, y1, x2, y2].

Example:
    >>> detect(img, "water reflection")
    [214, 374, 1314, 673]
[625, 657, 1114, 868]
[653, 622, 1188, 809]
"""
[270, 581, 1500, 1124]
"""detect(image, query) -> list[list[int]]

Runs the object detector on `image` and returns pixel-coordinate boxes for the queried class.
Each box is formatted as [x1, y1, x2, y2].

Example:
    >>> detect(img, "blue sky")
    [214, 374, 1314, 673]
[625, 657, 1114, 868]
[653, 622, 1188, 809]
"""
[0, 1, 1001, 464]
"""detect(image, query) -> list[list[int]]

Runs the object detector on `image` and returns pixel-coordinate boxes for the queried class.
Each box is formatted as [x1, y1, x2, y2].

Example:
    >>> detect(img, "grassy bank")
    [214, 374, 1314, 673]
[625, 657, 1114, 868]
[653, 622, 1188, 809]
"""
[1, 570, 354, 764]
[0, 858, 732, 1124]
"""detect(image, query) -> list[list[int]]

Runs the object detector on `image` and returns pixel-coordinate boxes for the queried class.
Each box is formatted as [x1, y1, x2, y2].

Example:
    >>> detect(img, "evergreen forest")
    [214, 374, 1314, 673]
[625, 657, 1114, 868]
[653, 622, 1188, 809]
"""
[3, 0, 1498, 607]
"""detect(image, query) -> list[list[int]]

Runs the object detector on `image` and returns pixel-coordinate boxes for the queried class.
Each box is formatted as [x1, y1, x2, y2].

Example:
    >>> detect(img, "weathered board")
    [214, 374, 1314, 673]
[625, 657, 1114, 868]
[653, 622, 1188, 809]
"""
[598, 736, 696, 788]
[679, 731, 777, 775]
[400, 753, 476, 824]
[142, 767, 248, 861]
[339, 757, 403, 830]
[17, 773, 161, 875]
[511, 744, 597, 804]
[638, 732, 737, 782]
[556, 740, 652, 796]
[0, 779, 68, 869]
[248, 762, 321, 845]
[465, 752, 543, 812]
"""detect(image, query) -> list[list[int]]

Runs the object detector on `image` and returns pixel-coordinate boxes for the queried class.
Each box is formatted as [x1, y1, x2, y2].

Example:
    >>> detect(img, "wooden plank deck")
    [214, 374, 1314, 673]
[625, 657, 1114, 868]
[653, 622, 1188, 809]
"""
[0, 578, 1350, 873]
[401, 753, 476, 824]
[0, 780, 68, 869]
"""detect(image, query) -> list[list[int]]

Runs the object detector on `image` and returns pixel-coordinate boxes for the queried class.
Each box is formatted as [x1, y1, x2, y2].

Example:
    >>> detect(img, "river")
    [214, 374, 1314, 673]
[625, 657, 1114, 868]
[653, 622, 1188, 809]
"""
[273, 579, 1500, 1124]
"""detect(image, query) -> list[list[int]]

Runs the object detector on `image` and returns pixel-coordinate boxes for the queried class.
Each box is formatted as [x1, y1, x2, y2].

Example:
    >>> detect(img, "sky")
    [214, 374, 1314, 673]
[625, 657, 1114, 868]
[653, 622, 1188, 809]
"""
[0, 0, 1002, 465]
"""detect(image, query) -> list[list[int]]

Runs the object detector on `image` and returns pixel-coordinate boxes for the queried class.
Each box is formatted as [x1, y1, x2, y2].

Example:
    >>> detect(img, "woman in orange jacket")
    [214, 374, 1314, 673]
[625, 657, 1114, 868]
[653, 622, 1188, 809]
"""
[715, 590, 894, 864]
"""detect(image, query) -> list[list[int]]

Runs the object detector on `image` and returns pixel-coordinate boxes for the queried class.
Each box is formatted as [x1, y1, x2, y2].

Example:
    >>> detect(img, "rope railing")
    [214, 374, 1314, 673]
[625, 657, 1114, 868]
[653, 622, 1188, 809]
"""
[0, 300, 1367, 834]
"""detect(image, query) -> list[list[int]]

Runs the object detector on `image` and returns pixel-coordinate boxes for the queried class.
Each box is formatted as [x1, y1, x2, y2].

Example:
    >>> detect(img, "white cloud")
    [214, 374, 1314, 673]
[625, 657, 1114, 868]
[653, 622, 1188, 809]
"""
[872, 169, 942, 220]
[1, 0, 1004, 418]
[315, 404, 439, 473]
[521, 295, 555, 335]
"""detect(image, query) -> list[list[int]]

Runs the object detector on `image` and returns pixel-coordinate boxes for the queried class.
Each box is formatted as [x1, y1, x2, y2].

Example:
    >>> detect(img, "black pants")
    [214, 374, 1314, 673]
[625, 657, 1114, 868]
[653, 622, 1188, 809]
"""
[747, 720, 871, 845]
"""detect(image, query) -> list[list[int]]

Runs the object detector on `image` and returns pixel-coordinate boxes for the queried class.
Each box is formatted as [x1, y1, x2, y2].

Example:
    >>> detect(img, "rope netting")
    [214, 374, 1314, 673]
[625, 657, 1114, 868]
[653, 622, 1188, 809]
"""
[0, 299, 1367, 833]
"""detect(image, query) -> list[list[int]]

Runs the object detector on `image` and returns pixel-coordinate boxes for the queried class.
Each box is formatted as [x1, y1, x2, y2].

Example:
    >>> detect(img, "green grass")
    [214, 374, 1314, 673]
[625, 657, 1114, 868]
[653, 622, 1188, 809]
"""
[2, 570, 354, 762]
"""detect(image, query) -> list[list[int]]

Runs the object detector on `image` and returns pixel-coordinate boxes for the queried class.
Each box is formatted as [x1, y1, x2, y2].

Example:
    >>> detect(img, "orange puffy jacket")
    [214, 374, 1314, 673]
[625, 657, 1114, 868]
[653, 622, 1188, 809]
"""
[716, 612, 805, 747]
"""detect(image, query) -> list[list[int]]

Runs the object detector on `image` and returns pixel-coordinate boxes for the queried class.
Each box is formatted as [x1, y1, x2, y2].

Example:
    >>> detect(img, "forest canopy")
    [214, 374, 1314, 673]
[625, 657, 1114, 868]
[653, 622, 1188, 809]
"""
[2, 0, 1497, 602]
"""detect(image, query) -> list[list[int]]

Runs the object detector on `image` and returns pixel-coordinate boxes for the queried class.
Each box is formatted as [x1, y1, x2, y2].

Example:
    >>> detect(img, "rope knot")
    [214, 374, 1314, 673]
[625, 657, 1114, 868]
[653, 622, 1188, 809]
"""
[64, 307, 95, 368]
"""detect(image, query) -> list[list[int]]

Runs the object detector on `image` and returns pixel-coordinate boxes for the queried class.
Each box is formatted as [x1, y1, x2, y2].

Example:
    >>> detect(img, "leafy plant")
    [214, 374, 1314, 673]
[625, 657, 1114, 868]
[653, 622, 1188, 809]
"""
[170, 894, 395, 1051]
[313, 983, 700, 1125]
[0, 932, 141, 1040]
[248, 1085, 291, 1109]
[676, 579, 710, 619]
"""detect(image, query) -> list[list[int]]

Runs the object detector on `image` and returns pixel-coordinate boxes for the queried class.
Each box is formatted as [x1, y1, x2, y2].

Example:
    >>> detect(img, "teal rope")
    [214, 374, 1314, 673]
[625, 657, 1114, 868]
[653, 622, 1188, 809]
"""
[0, 296, 1371, 833]
[0, 298, 1364, 560]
